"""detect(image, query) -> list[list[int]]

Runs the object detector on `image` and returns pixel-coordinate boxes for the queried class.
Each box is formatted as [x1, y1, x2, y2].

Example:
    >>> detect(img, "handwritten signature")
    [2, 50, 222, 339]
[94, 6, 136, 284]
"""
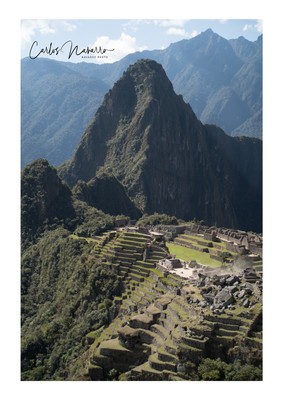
[29, 40, 114, 60]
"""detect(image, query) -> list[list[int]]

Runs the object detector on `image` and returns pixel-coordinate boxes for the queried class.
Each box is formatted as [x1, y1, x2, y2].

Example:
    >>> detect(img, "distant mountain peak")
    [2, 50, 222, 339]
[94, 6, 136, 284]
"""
[202, 28, 215, 36]
[22, 30, 262, 171]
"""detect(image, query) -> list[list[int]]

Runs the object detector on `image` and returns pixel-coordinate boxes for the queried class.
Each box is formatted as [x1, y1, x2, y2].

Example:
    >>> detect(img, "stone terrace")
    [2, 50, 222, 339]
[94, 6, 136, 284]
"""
[84, 230, 262, 381]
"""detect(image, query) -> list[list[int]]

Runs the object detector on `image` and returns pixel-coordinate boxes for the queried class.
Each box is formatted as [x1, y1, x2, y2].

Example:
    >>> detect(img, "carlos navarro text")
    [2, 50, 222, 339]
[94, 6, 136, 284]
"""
[29, 40, 115, 60]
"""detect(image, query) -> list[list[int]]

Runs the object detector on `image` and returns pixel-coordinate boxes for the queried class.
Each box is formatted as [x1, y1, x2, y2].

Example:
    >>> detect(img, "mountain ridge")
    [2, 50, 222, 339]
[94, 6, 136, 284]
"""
[21, 29, 262, 167]
[59, 59, 262, 232]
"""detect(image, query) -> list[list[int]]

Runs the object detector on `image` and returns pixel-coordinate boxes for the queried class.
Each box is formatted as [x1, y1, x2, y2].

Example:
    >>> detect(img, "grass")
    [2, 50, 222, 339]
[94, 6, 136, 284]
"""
[180, 234, 225, 247]
[160, 277, 179, 288]
[132, 361, 163, 375]
[177, 234, 239, 256]
[100, 338, 131, 352]
[167, 243, 222, 267]
[149, 268, 164, 278]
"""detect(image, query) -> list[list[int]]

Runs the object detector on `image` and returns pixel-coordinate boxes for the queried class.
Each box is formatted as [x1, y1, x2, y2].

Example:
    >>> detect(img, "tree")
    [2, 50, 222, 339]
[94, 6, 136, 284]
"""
[198, 358, 226, 381]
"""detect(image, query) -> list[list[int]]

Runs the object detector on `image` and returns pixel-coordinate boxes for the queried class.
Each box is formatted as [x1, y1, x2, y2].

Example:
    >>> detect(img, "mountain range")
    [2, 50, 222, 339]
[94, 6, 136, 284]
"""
[59, 59, 262, 232]
[21, 54, 263, 381]
[21, 29, 262, 167]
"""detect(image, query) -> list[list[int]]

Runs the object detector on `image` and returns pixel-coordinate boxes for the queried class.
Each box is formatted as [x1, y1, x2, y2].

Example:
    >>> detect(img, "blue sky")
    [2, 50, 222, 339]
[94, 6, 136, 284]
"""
[21, 19, 262, 64]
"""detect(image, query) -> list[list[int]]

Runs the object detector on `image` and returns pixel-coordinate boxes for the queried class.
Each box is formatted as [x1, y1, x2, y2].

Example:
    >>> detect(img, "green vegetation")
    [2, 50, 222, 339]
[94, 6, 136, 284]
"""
[21, 159, 117, 249]
[137, 213, 178, 226]
[69, 234, 100, 243]
[21, 228, 123, 380]
[21, 58, 109, 167]
[72, 173, 141, 219]
[167, 243, 222, 267]
[21, 153, 262, 381]
[86, 326, 105, 343]
[197, 358, 262, 381]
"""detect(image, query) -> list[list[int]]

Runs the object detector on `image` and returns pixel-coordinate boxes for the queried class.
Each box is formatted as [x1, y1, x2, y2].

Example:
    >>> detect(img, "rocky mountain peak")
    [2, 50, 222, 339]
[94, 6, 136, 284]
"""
[124, 58, 171, 87]
[202, 28, 215, 36]
[59, 59, 262, 232]
[59, 59, 193, 188]
[104, 58, 175, 115]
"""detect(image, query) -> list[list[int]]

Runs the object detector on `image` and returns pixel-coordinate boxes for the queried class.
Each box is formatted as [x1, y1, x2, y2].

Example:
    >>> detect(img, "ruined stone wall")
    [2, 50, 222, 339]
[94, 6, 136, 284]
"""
[248, 244, 262, 257]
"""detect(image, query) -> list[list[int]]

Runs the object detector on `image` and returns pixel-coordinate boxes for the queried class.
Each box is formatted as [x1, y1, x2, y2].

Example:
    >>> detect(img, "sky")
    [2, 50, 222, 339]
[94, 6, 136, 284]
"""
[21, 19, 263, 64]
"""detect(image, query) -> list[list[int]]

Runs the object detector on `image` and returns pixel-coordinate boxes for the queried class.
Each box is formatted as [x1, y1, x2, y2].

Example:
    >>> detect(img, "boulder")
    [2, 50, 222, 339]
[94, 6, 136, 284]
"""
[204, 277, 211, 286]
[245, 283, 254, 294]
[219, 276, 227, 286]
[226, 276, 239, 286]
[212, 275, 221, 286]
[228, 285, 238, 295]
[214, 288, 234, 308]
[203, 293, 214, 304]
[243, 298, 250, 308]
[238, 289, 246, 299]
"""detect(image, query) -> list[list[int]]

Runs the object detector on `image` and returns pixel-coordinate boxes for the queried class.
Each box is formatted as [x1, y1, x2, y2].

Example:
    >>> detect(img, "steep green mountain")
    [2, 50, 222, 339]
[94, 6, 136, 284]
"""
[21, 159, 136, 248]
[21, 29, 262, 167]
[72, 172, 142, 219]
[59, 59, 262, 232]
[21, 159, 75, 247]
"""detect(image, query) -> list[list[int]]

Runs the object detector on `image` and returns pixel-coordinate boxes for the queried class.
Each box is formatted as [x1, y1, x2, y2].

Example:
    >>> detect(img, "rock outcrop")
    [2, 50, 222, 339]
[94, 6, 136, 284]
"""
[72, 172, 141, 219]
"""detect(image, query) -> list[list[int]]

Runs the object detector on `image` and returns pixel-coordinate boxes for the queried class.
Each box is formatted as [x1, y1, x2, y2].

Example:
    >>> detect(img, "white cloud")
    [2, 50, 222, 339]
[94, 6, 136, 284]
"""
[92, 33, 147, 63]
[123, 19, 188, 33]
[166, 27, 188, 36]
[21, 20, 55, 45]
[243, 20, 263, 34]
[165, 26, 198, 39]
[21, 19, 77, 47]
[190, 30, 198, 38]
[62, 21, 77, 32]
[243, 24, 253, 32]
[157, 19, 187, 28]
[219, 19, 228, 24]
[154, 20, 193, 38]
[122, 19, 152, 33]
[255, 19, 263, 33]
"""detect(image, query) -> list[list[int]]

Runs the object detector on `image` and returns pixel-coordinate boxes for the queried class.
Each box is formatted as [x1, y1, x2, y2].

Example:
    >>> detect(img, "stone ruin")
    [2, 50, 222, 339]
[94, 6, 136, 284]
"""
[121, 222, 262, 260]
[195, 267, 262, 313]
[159, 258, 183, 270]
[89, 263, 262, 380]
[86, 227, 262, 381]
[176, 223, 263, 260]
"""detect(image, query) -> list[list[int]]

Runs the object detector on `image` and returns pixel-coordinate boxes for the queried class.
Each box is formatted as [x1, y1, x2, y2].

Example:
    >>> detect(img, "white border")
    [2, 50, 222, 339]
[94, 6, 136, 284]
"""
[1, 1, 282, 399]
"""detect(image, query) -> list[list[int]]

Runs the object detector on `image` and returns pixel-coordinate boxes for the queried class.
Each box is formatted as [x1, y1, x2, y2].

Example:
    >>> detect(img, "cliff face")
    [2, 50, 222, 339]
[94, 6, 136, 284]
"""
[21, 159, 75, 245]
[59, 59, 262, 232]
[72, 173, 142, 219]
